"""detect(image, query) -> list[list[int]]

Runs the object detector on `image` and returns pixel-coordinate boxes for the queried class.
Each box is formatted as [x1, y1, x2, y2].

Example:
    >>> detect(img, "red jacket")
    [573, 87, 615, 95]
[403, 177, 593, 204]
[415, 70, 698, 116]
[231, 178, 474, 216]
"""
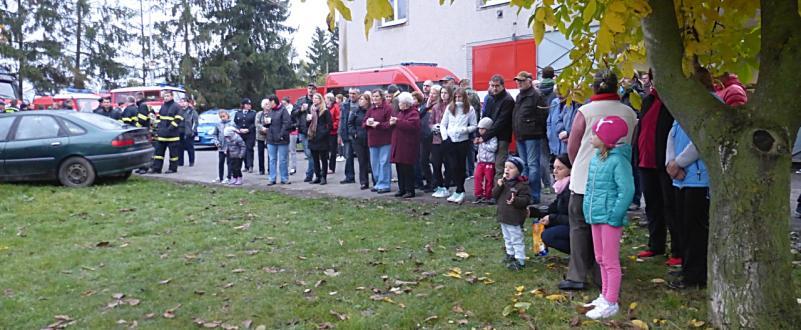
[390, 106, 421, 165]
[329, 103, 340, 136]
[364, 101, 393, 147]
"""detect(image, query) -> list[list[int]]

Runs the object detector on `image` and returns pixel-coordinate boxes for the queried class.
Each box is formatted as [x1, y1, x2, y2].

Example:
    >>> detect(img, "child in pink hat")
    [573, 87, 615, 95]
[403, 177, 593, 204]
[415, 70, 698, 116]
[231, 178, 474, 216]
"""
[581, 115, 635, 320]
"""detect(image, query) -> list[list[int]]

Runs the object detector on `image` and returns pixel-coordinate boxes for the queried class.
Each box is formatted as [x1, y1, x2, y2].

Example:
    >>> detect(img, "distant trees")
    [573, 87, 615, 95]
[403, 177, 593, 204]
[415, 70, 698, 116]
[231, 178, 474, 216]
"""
[301, 26, 339, 85]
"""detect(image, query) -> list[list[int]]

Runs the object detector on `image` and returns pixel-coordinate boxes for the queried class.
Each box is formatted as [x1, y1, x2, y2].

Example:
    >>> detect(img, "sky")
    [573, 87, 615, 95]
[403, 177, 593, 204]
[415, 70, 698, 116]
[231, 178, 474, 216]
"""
[286, 0, 330, 60]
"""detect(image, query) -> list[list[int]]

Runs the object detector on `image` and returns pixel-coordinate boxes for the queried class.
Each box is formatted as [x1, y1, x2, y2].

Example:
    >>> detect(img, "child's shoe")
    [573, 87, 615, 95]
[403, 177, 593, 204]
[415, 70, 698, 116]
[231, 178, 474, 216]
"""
[453, 192, 465, 204]
[665, 257, 682, 267]
[233, 177, 243, 185]
[586, 302, 619, 320]
[583, 295, 608, 308]
[636, 250, 659, 258]
[507, 260, 525, 271]
[502, 254, 515, 265]
[431, 187, 447, 198]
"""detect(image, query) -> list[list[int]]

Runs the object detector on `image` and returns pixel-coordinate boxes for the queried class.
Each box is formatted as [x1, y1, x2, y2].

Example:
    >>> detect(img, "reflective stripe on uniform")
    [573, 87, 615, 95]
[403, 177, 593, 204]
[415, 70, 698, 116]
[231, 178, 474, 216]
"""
[170, 157, 179, 161]
[160, 116, 174, 120]
[153, 156, 164, 160]
[175, 115, 184, 120]
[122, 118, 133, 122]
[171, 121, 179, 127]
[156, 137, 180, 142]
[138, 113, 149, 120]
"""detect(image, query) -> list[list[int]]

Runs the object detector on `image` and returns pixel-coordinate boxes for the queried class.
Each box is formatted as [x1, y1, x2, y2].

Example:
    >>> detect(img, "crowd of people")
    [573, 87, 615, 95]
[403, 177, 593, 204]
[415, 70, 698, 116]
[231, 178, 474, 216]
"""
[21, 65, 761, 320]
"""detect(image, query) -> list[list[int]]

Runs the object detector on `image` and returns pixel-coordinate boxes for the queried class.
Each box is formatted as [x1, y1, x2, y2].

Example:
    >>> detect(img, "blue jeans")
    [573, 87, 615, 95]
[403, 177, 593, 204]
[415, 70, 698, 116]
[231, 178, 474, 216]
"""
[516, 138, 542, 203]
[369, 144, 392, 190]
[542, 224, 570, 254]
[300, 134, 314, 179]
[267, 144, 289, 183]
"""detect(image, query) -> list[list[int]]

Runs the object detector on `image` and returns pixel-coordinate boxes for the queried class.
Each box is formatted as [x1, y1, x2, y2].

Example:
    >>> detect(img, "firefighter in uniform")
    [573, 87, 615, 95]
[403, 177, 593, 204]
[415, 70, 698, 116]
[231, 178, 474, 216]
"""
[149, 90, 184, 174]
[0, 100, 13, 113]
[121, 96, 139, 126]
[134, 92, 153, 174]
[4, 99, 20, 113]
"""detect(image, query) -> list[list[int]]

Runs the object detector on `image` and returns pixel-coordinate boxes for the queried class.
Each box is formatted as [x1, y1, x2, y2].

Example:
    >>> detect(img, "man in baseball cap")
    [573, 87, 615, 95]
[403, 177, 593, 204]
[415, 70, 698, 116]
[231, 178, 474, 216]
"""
[513, 71, 534, 82]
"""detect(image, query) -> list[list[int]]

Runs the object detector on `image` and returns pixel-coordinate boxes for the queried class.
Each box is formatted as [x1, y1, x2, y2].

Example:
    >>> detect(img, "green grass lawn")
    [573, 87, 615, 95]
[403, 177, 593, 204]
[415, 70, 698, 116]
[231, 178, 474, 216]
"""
[0, 178, 797, 329]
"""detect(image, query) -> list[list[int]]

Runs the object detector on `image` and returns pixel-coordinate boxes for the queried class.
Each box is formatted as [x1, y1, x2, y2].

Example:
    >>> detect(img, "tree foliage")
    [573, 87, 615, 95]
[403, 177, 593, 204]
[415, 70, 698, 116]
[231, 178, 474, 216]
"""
[302, 26, 339, 84]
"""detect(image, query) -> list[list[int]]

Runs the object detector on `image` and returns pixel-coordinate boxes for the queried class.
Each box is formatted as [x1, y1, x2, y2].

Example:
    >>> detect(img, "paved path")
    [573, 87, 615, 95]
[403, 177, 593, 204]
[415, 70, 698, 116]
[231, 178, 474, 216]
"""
[140, 147, 801, 231]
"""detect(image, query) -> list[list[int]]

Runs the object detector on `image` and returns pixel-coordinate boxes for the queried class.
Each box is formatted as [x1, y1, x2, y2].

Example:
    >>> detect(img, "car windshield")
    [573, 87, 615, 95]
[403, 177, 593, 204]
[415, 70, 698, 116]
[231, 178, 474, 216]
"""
[75, 99, 100, 113]
[0, 81, 15, 99]
[71, 112, 126, 130]
[199, 112, 222, 124]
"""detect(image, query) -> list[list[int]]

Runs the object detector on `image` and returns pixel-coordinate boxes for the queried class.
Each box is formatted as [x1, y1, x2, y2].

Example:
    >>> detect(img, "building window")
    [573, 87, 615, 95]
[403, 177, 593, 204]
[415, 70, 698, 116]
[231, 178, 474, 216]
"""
[381, 0, 408, 27]
[481, 0, 510, 7]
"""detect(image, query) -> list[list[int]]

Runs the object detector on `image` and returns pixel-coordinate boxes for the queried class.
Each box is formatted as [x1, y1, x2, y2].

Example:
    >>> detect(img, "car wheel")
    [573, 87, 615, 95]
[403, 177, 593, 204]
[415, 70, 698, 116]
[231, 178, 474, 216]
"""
[58, 157, 96, 187]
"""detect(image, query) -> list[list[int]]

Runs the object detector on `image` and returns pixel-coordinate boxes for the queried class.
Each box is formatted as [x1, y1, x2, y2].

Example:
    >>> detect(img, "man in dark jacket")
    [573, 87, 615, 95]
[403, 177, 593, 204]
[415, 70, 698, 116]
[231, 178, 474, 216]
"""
[121, 96, 139, 126]
[478, 74, 515, 182]
[234, 98, 257, 173]
[512, 71, 549, 204]
[178, 98, 198, 167]
[347, 99, 371, 189]
[94, 97, 123, 121]
[149, 90, 183, 174]
[264, 95, 293, 185]
[294, 83, 316, 181]
[338, 88, 359, 184]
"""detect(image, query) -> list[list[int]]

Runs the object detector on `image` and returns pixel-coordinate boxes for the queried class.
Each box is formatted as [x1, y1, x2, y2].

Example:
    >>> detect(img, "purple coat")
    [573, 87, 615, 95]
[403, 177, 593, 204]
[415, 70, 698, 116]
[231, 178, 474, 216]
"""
[364, 101, 393, 147]
[390, 106, 421, 165]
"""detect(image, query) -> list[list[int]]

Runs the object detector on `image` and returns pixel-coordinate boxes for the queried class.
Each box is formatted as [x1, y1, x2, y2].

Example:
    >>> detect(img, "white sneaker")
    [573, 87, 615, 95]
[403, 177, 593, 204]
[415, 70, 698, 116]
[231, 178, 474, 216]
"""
[586, 302, 619, 320]
[583, 295, 607, 308]
[433, 187, 450, 198]
[336, 156, 345, 162]
[447, 191, 459, 203]
[453, 192, 465, 204]
[221, 178, 230, 184]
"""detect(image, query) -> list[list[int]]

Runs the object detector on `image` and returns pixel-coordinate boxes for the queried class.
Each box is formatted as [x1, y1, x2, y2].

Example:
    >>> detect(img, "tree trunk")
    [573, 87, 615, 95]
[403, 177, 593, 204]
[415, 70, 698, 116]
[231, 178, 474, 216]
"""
[16, 0, 24, 97]
[74, 1, 84, 89]
[139, 0, 147, 85]
[642, 0, 801, 327]
[706, 125, 800, 328]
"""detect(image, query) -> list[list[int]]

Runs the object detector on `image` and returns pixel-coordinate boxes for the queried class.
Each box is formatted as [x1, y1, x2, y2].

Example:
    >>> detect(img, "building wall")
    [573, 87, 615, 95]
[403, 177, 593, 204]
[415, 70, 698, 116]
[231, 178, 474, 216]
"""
[340, 0, 538, 79]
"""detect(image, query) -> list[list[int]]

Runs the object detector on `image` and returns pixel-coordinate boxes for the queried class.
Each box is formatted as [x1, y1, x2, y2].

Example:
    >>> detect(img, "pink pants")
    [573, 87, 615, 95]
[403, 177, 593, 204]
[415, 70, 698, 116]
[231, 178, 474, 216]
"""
[474, 162, 495, 199]
[591, 224, 623, 304]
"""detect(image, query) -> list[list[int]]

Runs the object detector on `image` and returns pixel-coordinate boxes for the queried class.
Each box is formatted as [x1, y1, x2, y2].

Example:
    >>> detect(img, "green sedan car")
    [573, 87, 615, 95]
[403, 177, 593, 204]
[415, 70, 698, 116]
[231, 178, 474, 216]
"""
[0, 110, 154, 187]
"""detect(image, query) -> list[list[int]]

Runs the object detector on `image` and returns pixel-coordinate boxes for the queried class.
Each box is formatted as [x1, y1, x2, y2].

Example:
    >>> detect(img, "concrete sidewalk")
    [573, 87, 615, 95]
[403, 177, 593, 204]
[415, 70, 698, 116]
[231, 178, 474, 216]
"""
[140, 147, 801, 231]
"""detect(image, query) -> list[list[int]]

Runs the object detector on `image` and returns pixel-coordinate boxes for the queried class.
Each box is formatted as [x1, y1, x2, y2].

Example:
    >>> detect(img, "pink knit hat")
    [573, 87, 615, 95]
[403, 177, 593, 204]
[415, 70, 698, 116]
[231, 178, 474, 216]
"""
[592, 116, 628, 148]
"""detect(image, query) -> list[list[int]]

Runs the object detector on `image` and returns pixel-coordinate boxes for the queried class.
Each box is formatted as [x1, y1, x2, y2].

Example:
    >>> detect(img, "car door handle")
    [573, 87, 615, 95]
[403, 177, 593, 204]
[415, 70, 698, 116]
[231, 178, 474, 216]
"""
[51, 142, 61, 146]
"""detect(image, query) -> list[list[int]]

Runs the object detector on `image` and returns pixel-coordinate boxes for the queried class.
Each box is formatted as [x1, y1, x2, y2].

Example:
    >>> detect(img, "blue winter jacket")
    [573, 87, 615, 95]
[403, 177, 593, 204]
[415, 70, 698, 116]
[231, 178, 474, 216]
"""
[546, 98, 562, 155]
[670, 121, 710, 188]
[553, 100, 580, 154]
[583, 144, 635, 227]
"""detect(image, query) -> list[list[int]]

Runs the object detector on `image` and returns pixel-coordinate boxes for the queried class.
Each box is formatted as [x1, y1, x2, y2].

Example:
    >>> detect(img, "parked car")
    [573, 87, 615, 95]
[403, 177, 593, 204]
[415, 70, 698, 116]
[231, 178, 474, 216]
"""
[195, 109, 238, 146]
[0, 111, 154, 187]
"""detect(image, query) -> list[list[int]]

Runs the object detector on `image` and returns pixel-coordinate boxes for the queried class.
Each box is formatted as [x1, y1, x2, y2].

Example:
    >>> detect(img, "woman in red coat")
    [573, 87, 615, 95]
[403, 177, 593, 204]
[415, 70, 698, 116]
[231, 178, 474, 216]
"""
[390, 92, 422, 198]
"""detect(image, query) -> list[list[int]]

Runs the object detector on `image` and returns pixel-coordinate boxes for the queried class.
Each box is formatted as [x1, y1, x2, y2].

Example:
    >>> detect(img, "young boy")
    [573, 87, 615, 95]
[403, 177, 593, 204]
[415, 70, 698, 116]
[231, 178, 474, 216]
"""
[224, 126, 247, 185]
[211, 111, 234, 183]
[473, 117, 498, 204]
[492, 156, 532, 270]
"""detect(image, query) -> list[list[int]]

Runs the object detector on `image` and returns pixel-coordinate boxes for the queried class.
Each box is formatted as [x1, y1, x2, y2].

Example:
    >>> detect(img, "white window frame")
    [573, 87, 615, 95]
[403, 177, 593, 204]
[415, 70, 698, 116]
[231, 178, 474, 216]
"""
[381, 0, 408, 28]
[481, 0, 510, 8]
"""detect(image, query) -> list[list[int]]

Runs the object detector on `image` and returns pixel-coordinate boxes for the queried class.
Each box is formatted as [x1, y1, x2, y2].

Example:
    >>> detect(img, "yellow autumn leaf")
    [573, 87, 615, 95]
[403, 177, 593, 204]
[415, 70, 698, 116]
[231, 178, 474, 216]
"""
[631, 319, 649, 330]
[515, 285, 526, 292]
[604, 13, 626, 33]
[534, 21, 545, 44]
[629, 302, 638, 310]
[629, 92, 643, 111]
[596, 27, 613, 54]
[689, 319, 706, 328]
[545, 294, 567, 302]
[455, 251, 470, 259]
[608, 0, 627, 13]
[534, 7, 545, 21]
[583, 0, 597, 24]
[651, 278, 666, 284]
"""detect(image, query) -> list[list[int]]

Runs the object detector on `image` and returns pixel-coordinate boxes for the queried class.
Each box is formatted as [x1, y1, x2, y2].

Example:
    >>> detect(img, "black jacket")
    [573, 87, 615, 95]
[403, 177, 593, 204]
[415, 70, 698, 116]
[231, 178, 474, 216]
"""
[546, 187, 570, 227]
[265, 105, 292, 145]
[482, 89, 515, 142]
[135, 100, 151, 129]
[155, 100, 183, 139]
[307, 109, 332, 151]
[419, 103, 432, 142]
[339, 101, 357, 141]
[347, 105, 368, 145]
[512, 87, 549, 140]
[94, 107, 123, 121]
[121, 105, 139, 126]
[234, 109, 257, 141]
[634, 93, 674, 171]
[292, 95, 314, 132]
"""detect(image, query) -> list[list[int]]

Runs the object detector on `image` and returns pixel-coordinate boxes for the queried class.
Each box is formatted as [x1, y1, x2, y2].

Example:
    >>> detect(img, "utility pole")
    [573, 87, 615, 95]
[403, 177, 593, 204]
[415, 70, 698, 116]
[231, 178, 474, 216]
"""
[139, 0, 147, 85]
[16, 0, 24, 96]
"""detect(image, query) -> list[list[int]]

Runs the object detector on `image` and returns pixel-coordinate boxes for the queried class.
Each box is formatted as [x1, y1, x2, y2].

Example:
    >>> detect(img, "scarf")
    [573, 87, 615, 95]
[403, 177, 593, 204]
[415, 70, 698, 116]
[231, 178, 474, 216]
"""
[539, 78, 555, 91]
[552, 176, 571, 195]
[308, 104, 321, 139]
[589, 93, 620, 102]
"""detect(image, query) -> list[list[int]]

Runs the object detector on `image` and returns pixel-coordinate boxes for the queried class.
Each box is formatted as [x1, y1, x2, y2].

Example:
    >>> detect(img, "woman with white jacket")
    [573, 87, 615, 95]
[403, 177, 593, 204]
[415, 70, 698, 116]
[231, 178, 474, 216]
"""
[438, 87, 478, 204]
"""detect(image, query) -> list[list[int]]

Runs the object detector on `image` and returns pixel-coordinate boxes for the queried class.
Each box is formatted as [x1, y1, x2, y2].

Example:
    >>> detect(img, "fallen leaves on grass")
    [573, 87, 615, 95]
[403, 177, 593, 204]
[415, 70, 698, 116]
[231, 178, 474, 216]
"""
[233, 222, 251, 230]
[423, 315, 438, 323]
[163, 304, 181, 319]
[159, 279, 172, 285]
[96, 241, 111, 248]
[44, 315, 75, 329]
[455, 251, 470, 259]
[631, 319, 649, 329]
[262, 267, 285, 273]
[650, 278, 666, 284]
[323, 269, 340, 277]
[329, 310, 349, 321]
[118, 208, 135, 213]
[688, 319, 706, 328]
[445, 267, 462, 279]
[245, 249, 259, 256]
[317, 322, 335, 329]
[424, 243, 434, 254]
[232, 268, 246, 273]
